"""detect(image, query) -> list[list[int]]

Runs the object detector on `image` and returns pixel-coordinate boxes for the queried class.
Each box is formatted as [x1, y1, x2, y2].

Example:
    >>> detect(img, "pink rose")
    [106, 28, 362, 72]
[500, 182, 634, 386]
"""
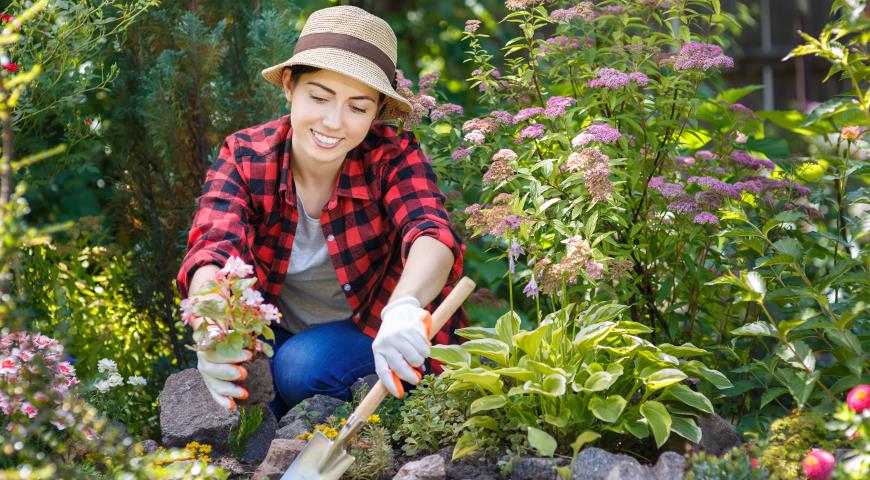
[802, 448, 835, 480]
[846, 384, 870, 413]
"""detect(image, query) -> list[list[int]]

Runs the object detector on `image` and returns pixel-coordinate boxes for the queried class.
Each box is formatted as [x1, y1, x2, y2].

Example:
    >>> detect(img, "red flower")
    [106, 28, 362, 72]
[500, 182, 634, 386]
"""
[846, 384, 870, 413]
[803, 448, 836, 480]
[750, 458, 760, 469]
[84, 118, 92, 126]
[3, 63, 18, 73]
[0, 14, 13, 23]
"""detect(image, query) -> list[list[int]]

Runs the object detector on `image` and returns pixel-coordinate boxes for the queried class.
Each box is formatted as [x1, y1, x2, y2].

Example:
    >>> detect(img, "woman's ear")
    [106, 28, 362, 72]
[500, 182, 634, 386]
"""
[281, 68, 294, 103]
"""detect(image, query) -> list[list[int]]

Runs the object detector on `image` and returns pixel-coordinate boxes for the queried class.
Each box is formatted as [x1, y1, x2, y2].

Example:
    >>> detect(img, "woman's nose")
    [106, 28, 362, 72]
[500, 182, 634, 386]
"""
[321, 103, 342, 130]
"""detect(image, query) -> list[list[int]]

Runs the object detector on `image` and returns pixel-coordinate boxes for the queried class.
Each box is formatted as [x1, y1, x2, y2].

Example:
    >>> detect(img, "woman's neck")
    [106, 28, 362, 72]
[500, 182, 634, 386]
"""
[290, 145, 343, 191]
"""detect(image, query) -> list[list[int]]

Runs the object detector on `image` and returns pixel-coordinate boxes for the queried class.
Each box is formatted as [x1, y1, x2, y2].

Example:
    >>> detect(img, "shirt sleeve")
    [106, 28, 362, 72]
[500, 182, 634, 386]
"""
[176, 135, 255, 297]
[381, 130, 464, 284]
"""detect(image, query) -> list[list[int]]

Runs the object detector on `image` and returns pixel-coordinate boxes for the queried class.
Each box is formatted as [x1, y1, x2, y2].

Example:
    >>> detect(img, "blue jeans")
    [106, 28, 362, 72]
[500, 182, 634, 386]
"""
[268, 319, 376, 419]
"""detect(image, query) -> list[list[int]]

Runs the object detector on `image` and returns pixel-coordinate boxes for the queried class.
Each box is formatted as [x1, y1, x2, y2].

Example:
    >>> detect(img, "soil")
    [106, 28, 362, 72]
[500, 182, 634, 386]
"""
[238, 353, 275, 406]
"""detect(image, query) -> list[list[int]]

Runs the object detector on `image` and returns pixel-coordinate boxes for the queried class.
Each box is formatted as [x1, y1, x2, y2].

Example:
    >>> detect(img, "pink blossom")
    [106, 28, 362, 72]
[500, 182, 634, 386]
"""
[693, 212, 719, 225]
[220, 256, 254, 279]
[55, 362, 75, 377]
[505, 0, 541, 11]
[673, 42, 734, 71]
[729, 103, 757, 118]
[483, 160, 514, 185]
[513, 107, 544, 123]
[12, 348, 32, 362]
[259, 303, 281, 324]
[650, 177, 686, 198]
[585, 260, 604, 280]
[418, 73, 440, 92]
[667, 197, 701, 214]
[241, 288, 264, 307]
[572, 123, 622, 147]
[522, 274, 540, 298]
[180, 297, 197, 325]
[544, 96, 576, 118]
[464, 130, 486, 145]
[628, 72, 649, 86]
[549, 3, 595, 22]
[802, 449, 835, 480]
[695, 150, 716, 161]
[519, 124, 545, 139]
[0, 356, 17, 375]
[841, 126, 868, 141]
[729, 151, 776, 171]
[451, 147, 473, 161]
[687, 176, 741, 199]
[464, 19, 482, 33]
[735, 131, 748, 144]
[430, 103, 463, 121]
[586, 68, 630, 89]
[492, 149, 518, 162]
[846, 384, 870, 413]
[490, 110, 515, 125]
[20, 402, 37, 418]
[540, 35, 581, 54]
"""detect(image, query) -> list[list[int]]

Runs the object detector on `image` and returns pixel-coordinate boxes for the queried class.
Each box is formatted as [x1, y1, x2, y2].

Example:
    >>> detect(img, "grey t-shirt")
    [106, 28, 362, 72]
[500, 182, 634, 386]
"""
[276, 195, 353, 333]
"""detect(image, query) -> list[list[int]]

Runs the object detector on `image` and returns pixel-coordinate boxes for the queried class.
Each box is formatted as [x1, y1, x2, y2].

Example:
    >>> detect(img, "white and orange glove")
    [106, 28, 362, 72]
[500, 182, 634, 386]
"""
[372, 297, 432, 398]
[194, 328, 252, 411]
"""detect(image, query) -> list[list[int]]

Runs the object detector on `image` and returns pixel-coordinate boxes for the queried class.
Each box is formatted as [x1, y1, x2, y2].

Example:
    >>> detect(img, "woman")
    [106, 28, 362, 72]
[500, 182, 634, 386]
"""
[176, 6, 466, 417]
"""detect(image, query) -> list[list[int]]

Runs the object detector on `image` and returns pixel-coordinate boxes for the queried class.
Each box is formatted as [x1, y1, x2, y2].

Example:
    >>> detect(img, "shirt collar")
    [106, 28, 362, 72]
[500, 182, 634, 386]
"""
[278, 118, 376, 208]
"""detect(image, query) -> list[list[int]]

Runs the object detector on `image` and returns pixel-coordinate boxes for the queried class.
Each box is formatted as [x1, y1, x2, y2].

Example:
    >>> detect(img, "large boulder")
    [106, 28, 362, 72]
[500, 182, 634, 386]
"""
[696, 413, 741, 455]
[159, 368, 240, 453]
[572, 447, 654, 480]
[507, 456, 568, 479]
[274, 418, 309, 440]
[252, 439, 307, 480]
[393, 454, 446, 480]
[652, 451, 686, 480]
[277, 394, 345, 428]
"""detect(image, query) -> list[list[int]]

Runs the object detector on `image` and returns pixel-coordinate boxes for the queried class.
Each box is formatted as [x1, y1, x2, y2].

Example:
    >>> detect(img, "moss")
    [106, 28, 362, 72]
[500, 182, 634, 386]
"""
[759, 411, 837, 480]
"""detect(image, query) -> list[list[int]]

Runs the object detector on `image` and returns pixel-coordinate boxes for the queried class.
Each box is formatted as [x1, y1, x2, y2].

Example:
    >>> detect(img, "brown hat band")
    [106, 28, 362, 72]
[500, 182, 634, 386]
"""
[293, 32, 397, 87]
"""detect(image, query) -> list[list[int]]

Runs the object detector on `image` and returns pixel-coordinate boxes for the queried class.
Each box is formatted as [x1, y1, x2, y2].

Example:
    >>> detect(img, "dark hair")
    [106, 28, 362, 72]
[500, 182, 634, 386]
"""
[286, 65, 387, 105]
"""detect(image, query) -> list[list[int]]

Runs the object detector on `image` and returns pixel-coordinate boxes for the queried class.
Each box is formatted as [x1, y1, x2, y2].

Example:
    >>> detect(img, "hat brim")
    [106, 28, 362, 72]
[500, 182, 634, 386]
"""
[262, 48, 412, 121]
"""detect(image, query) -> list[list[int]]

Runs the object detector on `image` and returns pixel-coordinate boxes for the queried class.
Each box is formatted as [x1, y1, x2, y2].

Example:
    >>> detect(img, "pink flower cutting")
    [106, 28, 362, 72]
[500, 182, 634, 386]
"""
[802, 448, 835, 480]
[220, 256, 254, 279]
[846, 384, 870, 413]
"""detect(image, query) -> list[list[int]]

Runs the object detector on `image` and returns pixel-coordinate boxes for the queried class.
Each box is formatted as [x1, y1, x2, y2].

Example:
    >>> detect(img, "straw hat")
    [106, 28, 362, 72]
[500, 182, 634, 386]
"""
[261, 6, 412, 120]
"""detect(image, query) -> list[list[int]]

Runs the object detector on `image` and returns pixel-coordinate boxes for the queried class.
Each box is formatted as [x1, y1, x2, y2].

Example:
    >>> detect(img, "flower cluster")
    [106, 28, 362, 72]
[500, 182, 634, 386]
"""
[505, 0, 542, 11]
[544, 96, 576, 118]
[571, 123, 622, 147]
[672, 42, 735, 71]
[586, 68, 649, 89]
[464, 19, 481, 33]
[539, 35, 581, 55]
[729, 151, 776, 171]
[562, 147, 613, 201]
[535, 235, 598, 293]
[430, 103, 463, 121]
[184, 256, 281, 357]
[1, 332, 80, 433]
[465, 203, 531, 237]
[92, 357, 146, 393]
[549, 3, 595, 22]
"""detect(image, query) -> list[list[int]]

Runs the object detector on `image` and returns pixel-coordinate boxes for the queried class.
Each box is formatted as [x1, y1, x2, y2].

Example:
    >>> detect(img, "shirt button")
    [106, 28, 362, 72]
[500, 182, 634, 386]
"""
[343, 284, 351, 292]
[326, 234, 335, 242]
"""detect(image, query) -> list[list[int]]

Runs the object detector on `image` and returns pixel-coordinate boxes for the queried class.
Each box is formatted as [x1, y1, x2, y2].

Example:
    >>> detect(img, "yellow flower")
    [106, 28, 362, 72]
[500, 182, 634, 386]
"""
[366, 414, 381, 424]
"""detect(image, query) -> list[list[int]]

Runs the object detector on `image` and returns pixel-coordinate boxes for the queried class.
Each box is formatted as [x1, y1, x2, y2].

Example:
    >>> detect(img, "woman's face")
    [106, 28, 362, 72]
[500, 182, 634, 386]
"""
[283, 68, 380, 168]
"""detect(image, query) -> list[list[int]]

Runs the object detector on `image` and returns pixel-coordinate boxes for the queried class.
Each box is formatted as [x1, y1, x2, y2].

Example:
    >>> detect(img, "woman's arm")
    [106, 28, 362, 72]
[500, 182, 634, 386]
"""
[388, 236, 455, 306]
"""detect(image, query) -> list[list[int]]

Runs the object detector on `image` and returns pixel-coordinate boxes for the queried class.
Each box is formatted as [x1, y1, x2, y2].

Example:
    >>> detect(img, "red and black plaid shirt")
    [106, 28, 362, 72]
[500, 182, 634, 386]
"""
[177, 115, 467, 351]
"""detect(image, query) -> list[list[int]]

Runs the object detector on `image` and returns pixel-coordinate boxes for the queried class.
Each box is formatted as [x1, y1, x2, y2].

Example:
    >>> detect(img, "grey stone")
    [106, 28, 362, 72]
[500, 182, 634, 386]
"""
[394, 453, 447, 480]
[277, 394, 345, 428]
[238, 354, 275, 406]
[696, 413, 741, 455]
[572, 447, 651, 480]
[508, 456, 566, 479]
[274, 418, 309, 440]
[252, 439, 307, 480]
[242, 407, 278, 463]
[135, 439, 159, 455]
[351, 374, 379, 397]
[213, 456, 251, 478]
[652, 451, 686, 480]
[159, 368, 239, 453]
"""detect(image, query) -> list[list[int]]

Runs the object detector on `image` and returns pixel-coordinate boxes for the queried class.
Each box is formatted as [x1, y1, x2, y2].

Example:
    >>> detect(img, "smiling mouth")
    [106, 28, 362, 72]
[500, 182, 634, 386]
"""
[311, 129, 342, 147]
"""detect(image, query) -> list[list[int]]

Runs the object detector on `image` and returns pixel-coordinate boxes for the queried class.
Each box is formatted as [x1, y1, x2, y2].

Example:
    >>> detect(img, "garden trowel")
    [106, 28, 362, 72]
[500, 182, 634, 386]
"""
[280, 276, 476, 480]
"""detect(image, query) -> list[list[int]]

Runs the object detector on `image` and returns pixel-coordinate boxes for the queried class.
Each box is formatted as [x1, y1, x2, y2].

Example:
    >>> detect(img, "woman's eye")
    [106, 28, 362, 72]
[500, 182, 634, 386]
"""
[350, 106, 368, 114]
[310, 95, 326, 102]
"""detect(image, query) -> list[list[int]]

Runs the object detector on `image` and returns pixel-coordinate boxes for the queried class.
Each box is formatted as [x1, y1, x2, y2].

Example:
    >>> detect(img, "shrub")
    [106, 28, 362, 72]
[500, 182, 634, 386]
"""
[758, 410, 837, 480]
[686, 444, 769, 479]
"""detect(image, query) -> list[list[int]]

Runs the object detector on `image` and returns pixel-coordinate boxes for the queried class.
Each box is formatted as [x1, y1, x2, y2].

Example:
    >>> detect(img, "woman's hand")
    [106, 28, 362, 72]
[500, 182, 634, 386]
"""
[196, 346, 252, 411]
[372, 296, 431, 398]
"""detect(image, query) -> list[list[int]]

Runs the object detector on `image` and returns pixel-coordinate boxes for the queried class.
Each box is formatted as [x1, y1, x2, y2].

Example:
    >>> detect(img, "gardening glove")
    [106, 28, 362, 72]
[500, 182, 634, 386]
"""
[194, 328, 252, 411]
[372, 296, 432, 398]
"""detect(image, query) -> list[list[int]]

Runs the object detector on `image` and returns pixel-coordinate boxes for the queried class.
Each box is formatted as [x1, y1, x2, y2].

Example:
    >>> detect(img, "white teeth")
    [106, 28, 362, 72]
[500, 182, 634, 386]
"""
[313, 131, 340, 145]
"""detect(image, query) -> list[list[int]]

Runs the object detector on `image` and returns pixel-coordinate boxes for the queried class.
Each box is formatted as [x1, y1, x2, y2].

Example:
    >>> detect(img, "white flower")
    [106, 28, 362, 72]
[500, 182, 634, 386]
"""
[220, 256, 254, 279]
[126, 376, 147, 387]
[735, 131, 748, 144]
[94, 380, 112, 393]
[259, 303, 281, 324]
[97, 358, 118, 374]
[241, 288, 264, 307]
[106, 373, 124, 388]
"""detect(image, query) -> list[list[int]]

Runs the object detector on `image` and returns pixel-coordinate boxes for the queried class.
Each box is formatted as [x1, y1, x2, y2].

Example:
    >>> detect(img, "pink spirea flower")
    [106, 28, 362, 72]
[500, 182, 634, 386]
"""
[464, 19, 482, 33]
[846, 384, 870, 413]
[220, 256, 254, 279]
[693, 212, 719, 225]
[650, 177, 686, 198]
[519, 123, 545, 139]
[464, 130, 486, 145]
[572, 123, 622, 147]
[513, 107, 544, 123]
[673, 42, 734, 71]
[628, 72, 649, 86]
[544, 96, 576, 118]
[451, 147, 473, 161]
[492, 148, 518, 162]
[418, 72, 440, 92]
[586, 68, 630, 89]
[687, 176, 741, 199]
[802, 448, 835, 480]
[540, 35, 581, 54]
[729, 103, 757, 118]
[463, 117, 499, 134]
[430, 103, 463, 121]
[506, 0, 541, 11]
[549, 3, 595, 22]
[562, 147, 613, 201]
[695, 150, 716, 161]
[667, 197, 701, 214]
[585, 260, 604, 280]
[729, 151, 776, 171]
[490, 110, 515, 125]
[483, 160, 514, 185]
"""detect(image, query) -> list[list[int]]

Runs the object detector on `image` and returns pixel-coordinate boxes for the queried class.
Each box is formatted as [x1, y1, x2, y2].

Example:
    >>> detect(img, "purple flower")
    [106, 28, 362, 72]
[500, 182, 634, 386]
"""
[451, 147, 473, 160]
[695, 150, 716, 161]
[667, 197, 702, 214]
[463, 117, 499, 134]
[464, 19, 482, 33]
[544, 96, 576, 118]
[418, 72, 440, 92]
[513, 107, 544, 123]
[687, 176, 741, 198]
[492, 148, 518, 162]
[508, 239, 525, 273]
[549, 3, 595, 22]
[572, 123, 622, 147]
[628, 71, 649, 86]
[729, 102, 757, 118]
[585, 260, 604, 280]
[730, 151, 776, 171]
[483, 160, 513, 185]
[429, 103, 464, 121]
[523, 274, 540, 298]
[519, 123, 545, 140]
[506, 0, 541, 11]
[490, 110, 515, 125]
[650, 178, 686, 198]
[586, 67, 630, 89]
[693, 212, 719, 225]
[540, 35, 581, 54]
[464, 130, 486, 145]
[673, 42, 734, 71]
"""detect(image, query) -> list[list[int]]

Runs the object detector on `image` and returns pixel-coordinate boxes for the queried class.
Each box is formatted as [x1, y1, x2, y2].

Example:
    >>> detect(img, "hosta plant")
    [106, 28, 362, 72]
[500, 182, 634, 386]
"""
[431, 302, 732, 458]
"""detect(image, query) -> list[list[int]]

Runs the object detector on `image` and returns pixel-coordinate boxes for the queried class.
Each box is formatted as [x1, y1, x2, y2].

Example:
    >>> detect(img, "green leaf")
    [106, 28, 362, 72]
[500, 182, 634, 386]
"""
[659, 343, 710, 358]
[683, 361, 733, 389]
[583, 371, 618, 392]
[455, 326, 498, 340]
[624, 419, 650, 439]
[528, 427, 557, 457]
[513, 324, 550, 358]
[462, 415, 498, 431]
[731, 321, 778, 337]
[640, 401, 672, 448]
[462, 339, 510, 366]
[643, 368, 688, 390]
[495, 311, 521, 345]
[469, 395, 507, 414]
[760, 387, 788, 408]
[430, 345, 472, 367]
[776, 340, 816, 372]
[663, 384, 714, 413]
[524, 374, 567, 397]
[573, 321, 616, 346]
[778, 369, 820, 408]
[670, 416, 702, 443]
[492, 367, 535, 382]
[453, 369, 504, 395]
[571, 431, 601, 454]
[746, 137, 790, 159]
[452, 431, 480, 460]
[772, 238, 802, 260]
[717, 85, 763, 103]
[588, 395, 627, 423]
[613, 321, 653, 334]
